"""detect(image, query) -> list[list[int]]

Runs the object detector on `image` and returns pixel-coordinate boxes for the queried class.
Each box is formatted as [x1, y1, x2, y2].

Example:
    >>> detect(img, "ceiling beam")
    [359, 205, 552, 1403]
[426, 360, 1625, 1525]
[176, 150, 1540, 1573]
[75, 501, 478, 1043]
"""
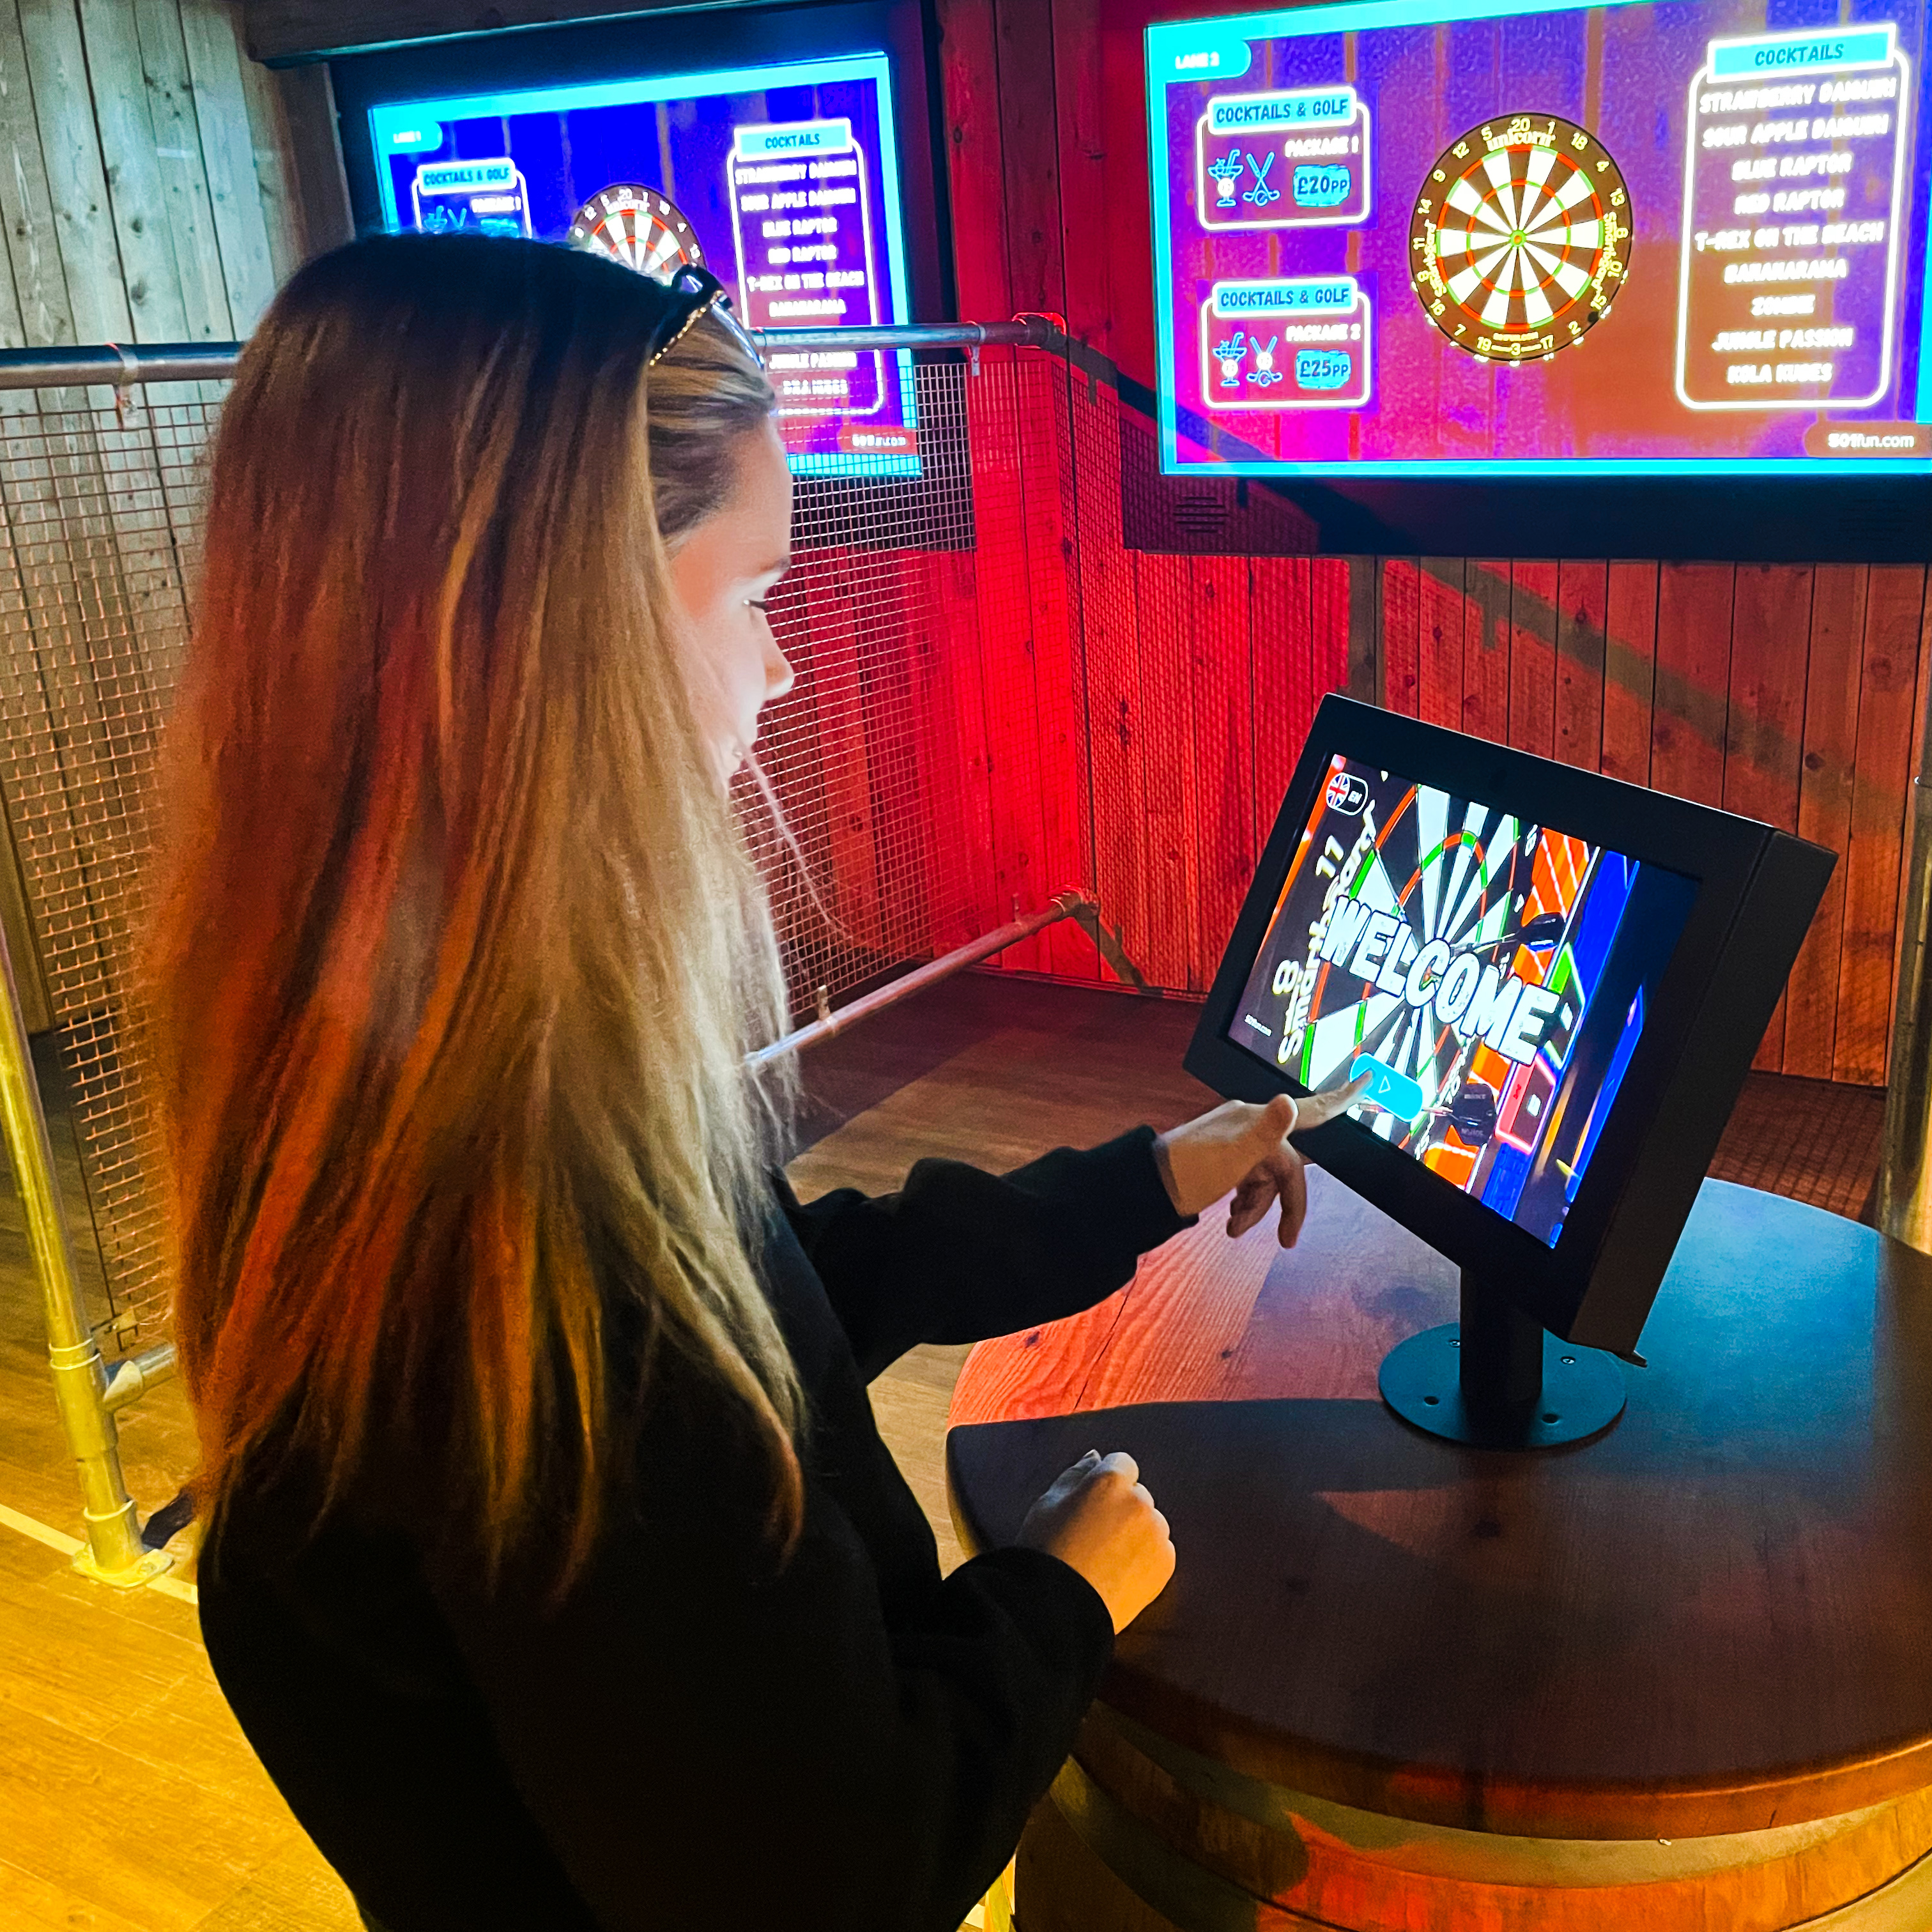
[243, 0, 772, 66]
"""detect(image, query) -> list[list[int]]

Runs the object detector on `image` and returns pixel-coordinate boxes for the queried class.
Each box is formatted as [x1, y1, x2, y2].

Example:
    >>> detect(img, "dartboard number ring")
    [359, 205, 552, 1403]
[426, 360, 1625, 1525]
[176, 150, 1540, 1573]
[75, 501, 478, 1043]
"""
[1409, 115, 1630, 364]
[566, 183, 704, 282]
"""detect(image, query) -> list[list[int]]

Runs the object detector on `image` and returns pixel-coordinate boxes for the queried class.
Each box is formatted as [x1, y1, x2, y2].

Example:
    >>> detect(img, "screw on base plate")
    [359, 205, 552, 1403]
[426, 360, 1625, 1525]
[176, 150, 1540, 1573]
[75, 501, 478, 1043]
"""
[1379, 1272, 1628, 1450]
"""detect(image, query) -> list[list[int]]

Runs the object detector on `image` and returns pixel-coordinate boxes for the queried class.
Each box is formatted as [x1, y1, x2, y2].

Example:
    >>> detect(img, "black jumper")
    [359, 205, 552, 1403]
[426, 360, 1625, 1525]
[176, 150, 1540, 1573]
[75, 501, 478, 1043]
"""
[197, 1126, 1193, 1932]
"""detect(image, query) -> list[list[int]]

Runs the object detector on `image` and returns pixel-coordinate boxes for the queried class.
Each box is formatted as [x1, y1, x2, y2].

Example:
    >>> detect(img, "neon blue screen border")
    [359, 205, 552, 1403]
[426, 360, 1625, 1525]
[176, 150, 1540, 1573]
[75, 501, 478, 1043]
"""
[1146, 0, 1932, 479]
[365, 53, 918, 480]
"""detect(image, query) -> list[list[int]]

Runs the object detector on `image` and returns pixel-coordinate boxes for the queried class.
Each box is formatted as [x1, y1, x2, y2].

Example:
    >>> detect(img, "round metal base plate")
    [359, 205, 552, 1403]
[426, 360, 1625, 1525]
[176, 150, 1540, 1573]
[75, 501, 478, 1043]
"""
[1379, 1322, 1627, 1449]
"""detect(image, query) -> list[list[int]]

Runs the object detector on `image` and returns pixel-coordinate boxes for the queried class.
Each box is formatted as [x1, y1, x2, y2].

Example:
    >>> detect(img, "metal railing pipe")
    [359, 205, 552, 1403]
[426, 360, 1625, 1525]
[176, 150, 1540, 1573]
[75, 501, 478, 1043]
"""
[751, 893, 1091, 1068]
[752, 321, 1053, 354]
[0, 342, 245, 390]
[102, 1340, 178, 1415]
[0, 905, 167, 1586]
[0, 321, 1066, 392]
[1879, 772, 1932, 1252]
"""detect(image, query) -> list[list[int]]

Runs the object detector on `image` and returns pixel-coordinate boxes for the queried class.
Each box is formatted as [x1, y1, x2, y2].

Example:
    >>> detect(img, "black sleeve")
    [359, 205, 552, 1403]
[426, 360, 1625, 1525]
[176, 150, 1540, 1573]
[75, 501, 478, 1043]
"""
[431, 1387, 1116, 1932]
[775, 1126, 1196, 1381]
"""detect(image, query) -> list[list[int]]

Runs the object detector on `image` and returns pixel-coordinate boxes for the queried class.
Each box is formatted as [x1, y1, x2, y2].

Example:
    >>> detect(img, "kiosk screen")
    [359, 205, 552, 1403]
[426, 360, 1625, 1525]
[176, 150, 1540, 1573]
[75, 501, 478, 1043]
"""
[1227, 755, 1696, 1246]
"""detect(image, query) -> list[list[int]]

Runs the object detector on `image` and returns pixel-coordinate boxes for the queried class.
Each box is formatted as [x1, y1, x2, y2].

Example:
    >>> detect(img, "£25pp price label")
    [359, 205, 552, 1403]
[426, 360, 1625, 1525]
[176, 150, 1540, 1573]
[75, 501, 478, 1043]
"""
[1201, 278, 1373, 410]
[1675, 25, 1910, 411]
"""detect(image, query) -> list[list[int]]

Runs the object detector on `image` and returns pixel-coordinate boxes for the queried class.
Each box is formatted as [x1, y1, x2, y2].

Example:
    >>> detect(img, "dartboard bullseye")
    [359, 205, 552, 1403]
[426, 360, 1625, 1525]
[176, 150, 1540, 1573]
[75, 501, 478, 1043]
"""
[566, 184, 703, 282]
[1410, 115, 1630, 363]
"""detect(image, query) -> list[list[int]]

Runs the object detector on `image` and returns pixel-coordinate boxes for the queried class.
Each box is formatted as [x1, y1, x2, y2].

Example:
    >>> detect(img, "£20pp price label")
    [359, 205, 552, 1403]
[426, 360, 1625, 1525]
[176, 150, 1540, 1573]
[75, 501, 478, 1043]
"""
[1195, 86, 1372, 229]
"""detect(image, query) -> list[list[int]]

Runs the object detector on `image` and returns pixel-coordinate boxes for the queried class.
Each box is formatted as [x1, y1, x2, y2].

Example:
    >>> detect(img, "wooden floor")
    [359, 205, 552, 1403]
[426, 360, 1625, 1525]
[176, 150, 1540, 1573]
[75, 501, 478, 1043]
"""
[0, 975, 1897, 1928]
[1708, 1068, 1888, 1222]
[0, 1048, 359, 1930]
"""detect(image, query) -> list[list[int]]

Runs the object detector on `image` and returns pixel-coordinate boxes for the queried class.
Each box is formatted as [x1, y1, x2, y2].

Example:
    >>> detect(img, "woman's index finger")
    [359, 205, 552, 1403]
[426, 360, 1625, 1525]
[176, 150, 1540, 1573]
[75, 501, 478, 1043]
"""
[1289, 1069, 1372, 1131]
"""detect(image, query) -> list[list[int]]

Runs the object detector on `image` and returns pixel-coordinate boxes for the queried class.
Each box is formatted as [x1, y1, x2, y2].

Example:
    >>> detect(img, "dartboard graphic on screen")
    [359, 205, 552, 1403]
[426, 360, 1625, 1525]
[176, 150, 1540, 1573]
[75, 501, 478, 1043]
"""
[1409, 116, 1630, 363]
[566, 184, 704, 280]
[1224, 756, 1678, 1246]
[1286, 784, 1566, 1172]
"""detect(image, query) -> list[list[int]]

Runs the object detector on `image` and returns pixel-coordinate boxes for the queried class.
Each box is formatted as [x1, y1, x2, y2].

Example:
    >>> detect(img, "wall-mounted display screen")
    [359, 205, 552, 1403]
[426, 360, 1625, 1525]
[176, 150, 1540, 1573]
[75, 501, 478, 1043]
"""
[366, 53, 918, 477]
[1147, 0, 1932, 477]
[1225, 755, 1696, 1247]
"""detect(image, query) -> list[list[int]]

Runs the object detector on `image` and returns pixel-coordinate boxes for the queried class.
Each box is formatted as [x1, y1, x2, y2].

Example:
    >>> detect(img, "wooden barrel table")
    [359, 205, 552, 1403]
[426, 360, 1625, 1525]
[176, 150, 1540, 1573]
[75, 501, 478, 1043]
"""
[944, 1171, 1932, 1931]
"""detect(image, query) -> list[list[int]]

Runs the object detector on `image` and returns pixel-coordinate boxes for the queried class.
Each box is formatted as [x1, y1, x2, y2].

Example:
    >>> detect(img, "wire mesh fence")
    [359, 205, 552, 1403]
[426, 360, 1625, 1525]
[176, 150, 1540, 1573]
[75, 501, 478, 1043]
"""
[1060, 352, 1349, 999]
[0, 388, 207, 1358]
[0, 339, 1303, 1364]
[745, 351, 1029, 1012]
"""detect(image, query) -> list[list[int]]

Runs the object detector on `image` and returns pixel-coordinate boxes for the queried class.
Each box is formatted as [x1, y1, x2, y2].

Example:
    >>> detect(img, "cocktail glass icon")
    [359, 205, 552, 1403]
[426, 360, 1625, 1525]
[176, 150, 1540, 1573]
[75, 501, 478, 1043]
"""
[1249, 336, 1284, 387]
[1211, 332, 1248, 387]
[1208, 152, 1244, 207]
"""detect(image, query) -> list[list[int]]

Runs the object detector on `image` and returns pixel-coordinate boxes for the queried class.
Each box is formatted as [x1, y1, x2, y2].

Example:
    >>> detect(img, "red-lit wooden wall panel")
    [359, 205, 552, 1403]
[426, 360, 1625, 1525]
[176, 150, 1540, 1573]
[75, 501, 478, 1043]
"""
[1372, 560, 1931, 1082]
[917, 0, 1931, 1086]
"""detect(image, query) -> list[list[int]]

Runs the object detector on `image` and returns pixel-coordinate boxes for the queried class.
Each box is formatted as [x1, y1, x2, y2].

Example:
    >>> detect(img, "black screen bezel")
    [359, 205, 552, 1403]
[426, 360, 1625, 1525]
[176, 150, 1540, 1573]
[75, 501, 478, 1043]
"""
[1185, 695, 1771, 1337]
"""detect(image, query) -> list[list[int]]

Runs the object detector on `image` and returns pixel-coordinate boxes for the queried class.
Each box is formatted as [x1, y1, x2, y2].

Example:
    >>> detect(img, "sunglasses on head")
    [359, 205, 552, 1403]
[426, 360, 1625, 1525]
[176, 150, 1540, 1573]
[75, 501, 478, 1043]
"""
[644, 264, 763, 369]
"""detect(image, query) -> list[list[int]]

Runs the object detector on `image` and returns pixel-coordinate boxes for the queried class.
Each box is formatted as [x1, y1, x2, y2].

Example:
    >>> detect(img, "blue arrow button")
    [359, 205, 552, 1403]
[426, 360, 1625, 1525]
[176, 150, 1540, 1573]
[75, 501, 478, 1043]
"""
[1349, 1054, 1425, 1121]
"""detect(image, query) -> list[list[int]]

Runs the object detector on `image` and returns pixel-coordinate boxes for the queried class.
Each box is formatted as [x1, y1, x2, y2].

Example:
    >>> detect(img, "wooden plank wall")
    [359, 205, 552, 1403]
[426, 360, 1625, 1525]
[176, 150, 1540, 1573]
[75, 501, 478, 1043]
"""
[2, 1, 316, 352]
[929, 0, 1932, 1086]
[0, 0, 1907, 1092]
[1374, 559, 1932, 1084]
[921, 0, 1355, 993]
[0, 0, 323, 1034]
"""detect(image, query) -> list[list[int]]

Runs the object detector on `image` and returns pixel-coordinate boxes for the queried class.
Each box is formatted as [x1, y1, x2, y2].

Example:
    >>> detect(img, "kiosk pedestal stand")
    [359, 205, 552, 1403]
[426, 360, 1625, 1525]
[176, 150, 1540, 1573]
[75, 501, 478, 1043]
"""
[1377, 1273, 1629, 1449]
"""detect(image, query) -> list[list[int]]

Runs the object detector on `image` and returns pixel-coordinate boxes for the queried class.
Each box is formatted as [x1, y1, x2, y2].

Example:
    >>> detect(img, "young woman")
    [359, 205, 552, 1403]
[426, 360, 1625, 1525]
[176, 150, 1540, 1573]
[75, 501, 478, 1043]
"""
[145, 233, 1358, 1932]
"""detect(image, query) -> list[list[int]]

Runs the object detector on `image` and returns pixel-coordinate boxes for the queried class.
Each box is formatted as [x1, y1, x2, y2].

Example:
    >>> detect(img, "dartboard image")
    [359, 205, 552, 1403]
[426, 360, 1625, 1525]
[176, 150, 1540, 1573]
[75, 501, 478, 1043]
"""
[1409, 115, 1630, 363]
[1296, 788, 1528, 1128]
[566, 184, 704, 281]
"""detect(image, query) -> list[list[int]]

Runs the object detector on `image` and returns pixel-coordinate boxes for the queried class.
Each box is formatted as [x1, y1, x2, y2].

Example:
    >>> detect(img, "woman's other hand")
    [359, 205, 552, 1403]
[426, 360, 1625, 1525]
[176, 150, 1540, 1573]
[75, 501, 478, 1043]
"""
[1015, 1451, 1174, 1635]
[1154, 1071, 1370, 1246]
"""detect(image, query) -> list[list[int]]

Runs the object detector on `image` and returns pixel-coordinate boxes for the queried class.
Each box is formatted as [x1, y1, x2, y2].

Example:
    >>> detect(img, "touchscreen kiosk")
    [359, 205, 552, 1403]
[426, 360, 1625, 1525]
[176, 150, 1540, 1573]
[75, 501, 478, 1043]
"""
[1187, 697, 1833, 1447]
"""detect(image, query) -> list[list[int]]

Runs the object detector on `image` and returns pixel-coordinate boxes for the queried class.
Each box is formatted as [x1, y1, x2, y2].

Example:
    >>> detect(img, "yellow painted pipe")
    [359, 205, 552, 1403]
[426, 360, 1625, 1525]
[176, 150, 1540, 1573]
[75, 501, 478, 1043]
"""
[0, 910, 167, 1588]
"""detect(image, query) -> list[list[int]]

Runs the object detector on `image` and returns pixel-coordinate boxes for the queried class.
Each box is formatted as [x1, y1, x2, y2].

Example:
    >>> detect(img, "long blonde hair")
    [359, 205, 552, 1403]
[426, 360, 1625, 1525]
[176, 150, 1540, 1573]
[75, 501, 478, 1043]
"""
[143, 233, 804, 1590]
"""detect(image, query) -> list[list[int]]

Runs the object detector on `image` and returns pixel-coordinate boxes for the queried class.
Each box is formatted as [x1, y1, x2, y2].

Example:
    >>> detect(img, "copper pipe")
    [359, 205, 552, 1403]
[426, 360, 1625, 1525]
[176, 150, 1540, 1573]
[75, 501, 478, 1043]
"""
[1880, 775, 1932, 1252]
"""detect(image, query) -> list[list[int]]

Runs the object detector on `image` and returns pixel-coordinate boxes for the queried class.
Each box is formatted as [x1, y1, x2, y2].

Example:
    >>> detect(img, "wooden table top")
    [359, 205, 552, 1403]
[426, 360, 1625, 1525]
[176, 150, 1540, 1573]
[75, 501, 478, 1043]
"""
[945, 1172, 1932, 1840]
